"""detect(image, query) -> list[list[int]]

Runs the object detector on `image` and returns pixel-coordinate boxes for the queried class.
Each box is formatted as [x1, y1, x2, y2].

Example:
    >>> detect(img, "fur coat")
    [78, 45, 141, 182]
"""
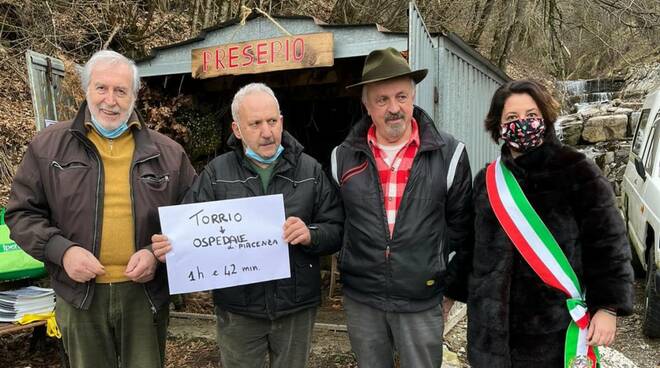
[467, 139, 634, 367]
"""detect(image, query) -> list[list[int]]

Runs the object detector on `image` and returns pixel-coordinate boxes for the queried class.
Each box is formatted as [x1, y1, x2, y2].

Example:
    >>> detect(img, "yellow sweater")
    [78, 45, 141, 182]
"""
[87, 123, 138, 283]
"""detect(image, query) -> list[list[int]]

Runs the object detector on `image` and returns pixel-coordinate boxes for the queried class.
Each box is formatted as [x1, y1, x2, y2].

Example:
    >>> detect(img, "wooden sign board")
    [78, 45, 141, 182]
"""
[191, 32, 334, 79]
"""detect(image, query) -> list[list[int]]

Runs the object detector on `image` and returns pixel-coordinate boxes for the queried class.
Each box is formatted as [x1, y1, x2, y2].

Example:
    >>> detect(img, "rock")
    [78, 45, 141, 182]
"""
[582, 115, 628, 143]
[605, 151, 615, 164]
[607, 106, 618, 113]
[612, 98, 622, 106]
[620, 102, 643, 110]
[557, 113, 581, 124]
[442, 346, 461, 368]
[615, 108, 634, 116]
[560, 120, 584, 146]
[598, 346, 639, 368]
[578, 106, 606, 121]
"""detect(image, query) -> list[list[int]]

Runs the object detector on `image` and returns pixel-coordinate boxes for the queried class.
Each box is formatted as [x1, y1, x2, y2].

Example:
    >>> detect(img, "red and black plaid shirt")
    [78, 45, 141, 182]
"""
[367, 119, 420, 238]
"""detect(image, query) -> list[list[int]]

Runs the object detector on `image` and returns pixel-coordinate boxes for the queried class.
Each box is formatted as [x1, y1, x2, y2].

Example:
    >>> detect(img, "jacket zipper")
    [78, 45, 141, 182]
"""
[70, 130, 103, 309]
[131, 153, 161, 315]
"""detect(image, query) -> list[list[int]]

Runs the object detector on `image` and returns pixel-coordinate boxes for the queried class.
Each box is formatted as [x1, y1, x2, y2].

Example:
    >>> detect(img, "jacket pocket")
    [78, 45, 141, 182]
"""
[49, 160, 93, 210]
[51, 160, 89, 170]
[294, 257, 320, 303]
[139, 172, 170, 191]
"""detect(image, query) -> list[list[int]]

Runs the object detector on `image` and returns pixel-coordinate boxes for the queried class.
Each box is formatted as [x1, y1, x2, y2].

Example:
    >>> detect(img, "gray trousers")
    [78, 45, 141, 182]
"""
[215, 306, 317, 368]
[55, 282, 168, 368]
[344, 296, 444, 368]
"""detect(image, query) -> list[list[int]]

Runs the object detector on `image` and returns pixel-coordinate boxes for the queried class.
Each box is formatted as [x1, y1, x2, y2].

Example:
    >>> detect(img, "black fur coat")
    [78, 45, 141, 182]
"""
[467, 140, 634, 367]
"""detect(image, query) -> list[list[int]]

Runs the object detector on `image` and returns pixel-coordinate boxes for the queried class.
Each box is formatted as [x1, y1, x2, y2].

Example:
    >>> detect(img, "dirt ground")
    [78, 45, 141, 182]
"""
[0, 280, 658, 367]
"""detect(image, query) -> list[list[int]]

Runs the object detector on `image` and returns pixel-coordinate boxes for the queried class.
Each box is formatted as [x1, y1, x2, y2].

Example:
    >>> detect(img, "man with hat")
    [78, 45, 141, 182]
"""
[330, 47, 473, 367]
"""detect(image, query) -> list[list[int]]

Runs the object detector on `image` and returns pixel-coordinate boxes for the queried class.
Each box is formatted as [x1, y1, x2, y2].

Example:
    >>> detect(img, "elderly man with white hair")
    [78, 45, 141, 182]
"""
[6, 50, 196, 368]
[152, 82, 343, 368]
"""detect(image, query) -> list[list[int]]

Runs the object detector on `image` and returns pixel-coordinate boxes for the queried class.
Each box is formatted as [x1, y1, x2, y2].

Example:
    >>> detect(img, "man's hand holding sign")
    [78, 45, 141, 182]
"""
[155, 194, 303, 294]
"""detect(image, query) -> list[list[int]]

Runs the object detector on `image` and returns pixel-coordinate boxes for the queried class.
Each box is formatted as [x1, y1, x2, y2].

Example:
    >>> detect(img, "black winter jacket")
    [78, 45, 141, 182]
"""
[332, 107, 473, 312]
[466, 140, 634, 367]
[184, 131, 343, 320]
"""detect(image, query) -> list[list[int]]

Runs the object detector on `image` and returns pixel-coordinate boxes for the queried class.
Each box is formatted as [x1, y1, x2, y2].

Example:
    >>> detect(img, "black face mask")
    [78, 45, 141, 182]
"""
[500, 117, 546, 152]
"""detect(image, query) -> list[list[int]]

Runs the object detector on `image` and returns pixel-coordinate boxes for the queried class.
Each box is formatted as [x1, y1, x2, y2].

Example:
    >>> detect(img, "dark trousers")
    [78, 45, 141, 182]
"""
[55, 282, 168, 368]
[215, 306, 317, 368]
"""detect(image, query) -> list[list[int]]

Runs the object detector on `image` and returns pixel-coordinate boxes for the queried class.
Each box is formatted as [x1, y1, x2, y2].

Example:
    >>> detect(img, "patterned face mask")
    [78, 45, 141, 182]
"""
[500, 117, 546, 152]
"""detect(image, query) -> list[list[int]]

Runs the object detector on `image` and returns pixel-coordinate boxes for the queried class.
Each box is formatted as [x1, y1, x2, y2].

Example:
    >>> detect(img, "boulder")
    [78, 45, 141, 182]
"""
[615, 107, 634, 116]
[560, 120, 583, 146]
[582, 115, 628, 143]
[578, 106, 606, 121]
[620, 102, 643, 110]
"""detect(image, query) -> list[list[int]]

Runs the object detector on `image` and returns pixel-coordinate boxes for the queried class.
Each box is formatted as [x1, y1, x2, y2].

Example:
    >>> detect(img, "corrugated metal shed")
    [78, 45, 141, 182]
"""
[136, 8, 510, 173]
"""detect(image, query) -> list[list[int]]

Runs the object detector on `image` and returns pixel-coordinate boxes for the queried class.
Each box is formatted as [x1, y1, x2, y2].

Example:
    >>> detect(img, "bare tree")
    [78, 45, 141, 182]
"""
[467, 0, 497, 47]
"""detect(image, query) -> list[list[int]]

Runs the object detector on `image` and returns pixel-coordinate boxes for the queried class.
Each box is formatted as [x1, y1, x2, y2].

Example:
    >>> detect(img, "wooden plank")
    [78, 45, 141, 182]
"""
[0, 320, 46, 336]
[170, 311, 216, 320]
[314, 322, 347, 332]
[170, 304, 464, 337]
[191, 33, 334, 79]
[171, 311, 348, 332]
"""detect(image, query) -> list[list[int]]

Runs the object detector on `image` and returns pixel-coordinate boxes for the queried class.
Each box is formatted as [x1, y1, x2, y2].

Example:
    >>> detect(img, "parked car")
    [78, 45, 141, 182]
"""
[622, 89, 660, 337]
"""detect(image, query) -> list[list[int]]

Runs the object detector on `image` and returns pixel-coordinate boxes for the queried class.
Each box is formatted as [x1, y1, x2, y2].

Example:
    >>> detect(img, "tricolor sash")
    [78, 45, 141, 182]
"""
[486, 157, 600, 368]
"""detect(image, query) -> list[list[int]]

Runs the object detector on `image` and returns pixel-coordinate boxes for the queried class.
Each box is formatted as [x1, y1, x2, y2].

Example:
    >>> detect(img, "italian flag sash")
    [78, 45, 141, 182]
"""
[486, 157, 600, 368]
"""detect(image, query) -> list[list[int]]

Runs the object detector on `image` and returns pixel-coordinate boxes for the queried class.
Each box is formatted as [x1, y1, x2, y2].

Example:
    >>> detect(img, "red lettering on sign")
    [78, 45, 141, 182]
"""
[215, 49, 226, 70]
[293, 38, 304, 62]
[242, 45, 254, 66]
[256, 43, 267, 64]
[228, 46, 239, 68]
[202, 51, 211, 73]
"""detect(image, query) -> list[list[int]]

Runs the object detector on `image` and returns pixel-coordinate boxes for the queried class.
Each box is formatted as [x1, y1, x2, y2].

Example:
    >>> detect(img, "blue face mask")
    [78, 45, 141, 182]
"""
[245, 144, 284, 165]
[90, 114, 129, 139]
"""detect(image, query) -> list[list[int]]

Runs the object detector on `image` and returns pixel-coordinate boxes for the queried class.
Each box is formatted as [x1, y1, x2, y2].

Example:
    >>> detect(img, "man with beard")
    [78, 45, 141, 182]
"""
[330, 48, 474, 368]
[151, 83, 343, 368]
[6, 50, 196, 368]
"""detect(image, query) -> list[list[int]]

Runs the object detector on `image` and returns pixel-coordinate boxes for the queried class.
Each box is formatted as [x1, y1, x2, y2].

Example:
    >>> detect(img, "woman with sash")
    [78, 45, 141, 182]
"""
[466, 80, 634, 367]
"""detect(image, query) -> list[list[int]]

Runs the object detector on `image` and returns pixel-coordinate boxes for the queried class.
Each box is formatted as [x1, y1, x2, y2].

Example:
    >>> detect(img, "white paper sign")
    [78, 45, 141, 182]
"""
[158, 194, 290, 294]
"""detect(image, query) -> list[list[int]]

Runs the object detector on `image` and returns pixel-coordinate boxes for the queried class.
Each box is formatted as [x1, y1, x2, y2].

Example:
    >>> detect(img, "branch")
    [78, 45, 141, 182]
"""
[102, 24, 121, 50]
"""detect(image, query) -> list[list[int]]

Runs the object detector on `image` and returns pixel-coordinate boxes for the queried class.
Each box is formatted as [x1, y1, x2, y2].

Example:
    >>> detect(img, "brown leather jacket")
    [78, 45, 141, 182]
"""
[6, 102, 196, 310]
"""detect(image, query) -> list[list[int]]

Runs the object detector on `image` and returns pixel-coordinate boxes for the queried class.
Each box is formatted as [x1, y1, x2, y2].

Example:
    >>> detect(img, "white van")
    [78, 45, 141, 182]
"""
[622, 89, 660, 337]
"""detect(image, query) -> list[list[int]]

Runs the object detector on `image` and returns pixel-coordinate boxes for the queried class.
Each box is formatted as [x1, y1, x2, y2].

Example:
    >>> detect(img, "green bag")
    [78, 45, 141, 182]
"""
[0, 208, 47, 281]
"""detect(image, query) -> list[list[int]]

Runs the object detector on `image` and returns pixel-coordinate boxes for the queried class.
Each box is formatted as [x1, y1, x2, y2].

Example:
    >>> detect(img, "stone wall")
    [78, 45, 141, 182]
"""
[557, 63, 659, 197]
[557, 98, 635, 196]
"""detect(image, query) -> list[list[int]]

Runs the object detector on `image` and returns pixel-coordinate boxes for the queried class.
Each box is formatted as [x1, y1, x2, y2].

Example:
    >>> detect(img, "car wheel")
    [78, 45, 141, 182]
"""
[642, 247, 660, 337]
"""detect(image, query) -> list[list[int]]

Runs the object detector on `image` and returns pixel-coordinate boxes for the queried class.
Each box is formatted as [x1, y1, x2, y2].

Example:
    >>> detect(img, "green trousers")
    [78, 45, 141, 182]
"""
[55, 282, 168, 368]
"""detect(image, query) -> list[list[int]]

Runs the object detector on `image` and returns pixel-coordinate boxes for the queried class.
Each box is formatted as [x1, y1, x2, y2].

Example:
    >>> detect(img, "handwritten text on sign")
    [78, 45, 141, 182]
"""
[191, 32, 333, 79]
[158, 194, 290, 294]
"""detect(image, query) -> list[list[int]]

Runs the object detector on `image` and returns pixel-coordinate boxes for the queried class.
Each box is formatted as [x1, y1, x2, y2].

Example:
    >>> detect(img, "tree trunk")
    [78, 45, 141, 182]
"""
[468, 0, 497, 47]
[496, 0, 527, 70]
[190, 0, 200, 34]
[219, 0, 231, 23]
[203, 0, 213, 28]
[489, 1, 510, 61]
